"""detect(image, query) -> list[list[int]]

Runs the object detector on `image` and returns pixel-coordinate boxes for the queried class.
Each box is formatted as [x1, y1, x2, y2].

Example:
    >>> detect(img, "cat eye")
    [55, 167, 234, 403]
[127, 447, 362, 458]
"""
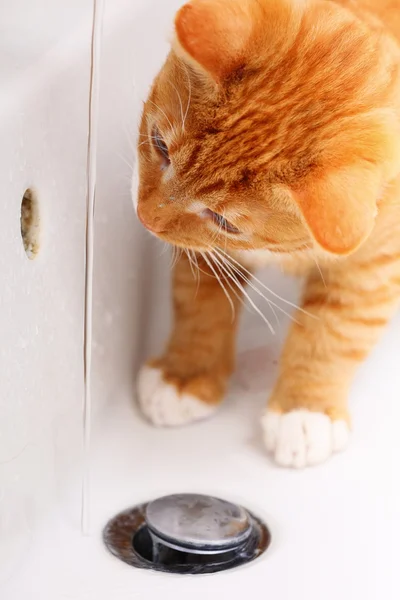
[152, 127, 170, 169]
[205, 209, 240, 234]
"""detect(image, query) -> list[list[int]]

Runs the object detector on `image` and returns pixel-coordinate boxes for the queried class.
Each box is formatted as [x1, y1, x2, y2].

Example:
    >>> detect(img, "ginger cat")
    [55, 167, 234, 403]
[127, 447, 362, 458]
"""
[133, 0, 400, 468]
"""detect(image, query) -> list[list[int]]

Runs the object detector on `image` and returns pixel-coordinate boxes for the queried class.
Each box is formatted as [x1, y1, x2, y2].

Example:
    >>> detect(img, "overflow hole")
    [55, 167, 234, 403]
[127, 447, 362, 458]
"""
[20, 188, 40, 259]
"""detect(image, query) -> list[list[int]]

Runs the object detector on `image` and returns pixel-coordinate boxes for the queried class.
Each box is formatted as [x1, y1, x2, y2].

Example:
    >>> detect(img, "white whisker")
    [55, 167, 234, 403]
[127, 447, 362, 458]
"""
[217, 248, 316, 319]
[114, 151, 134, 174]
[170, 246, 183, 270]
[160, 242, 170, 257]
[201, 252, 236, 318]
[213, 248, 297, 327]
[122, 124, 139, 156]
[209, 248, 275, 335]
[208, 252, 245, 308]
[210, 252, 275, 334]
[137, 139, 156, 147]
[181, 61, 192, 129]
[147, 100, 176, 137]
[310, 251, 327, 288]
[137, 133, 164, 141]
[169, 81, 185, 131]
[189, 250, 201, 289]
[185, 248, 197, 280]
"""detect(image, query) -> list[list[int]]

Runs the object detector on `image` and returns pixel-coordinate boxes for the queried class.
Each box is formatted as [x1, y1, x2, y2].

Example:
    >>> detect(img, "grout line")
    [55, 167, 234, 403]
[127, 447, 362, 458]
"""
[82, 0, 105, 536]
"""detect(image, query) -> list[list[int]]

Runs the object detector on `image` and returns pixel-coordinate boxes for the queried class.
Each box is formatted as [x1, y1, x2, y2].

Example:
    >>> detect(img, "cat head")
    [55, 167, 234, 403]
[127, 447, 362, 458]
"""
[135, 0, 400, 257]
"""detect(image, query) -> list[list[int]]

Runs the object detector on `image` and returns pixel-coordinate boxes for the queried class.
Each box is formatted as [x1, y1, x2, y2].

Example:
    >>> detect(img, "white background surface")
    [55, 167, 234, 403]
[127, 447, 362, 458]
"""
[0, 1, 399, 598]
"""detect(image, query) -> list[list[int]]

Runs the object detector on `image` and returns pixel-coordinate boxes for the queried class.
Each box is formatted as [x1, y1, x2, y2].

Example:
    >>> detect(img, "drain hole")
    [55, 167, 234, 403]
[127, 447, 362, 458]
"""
[20, 188, 40, 259]
[104, 494, 271, 575]
[133, 526, 240, 572]
[132, 527, 153, 562]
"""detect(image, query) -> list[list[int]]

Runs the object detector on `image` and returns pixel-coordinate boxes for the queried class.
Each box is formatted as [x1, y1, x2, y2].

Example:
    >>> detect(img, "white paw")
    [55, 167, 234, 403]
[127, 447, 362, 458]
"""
[137, 366, 217, 427]
[262, 409, 350, 468]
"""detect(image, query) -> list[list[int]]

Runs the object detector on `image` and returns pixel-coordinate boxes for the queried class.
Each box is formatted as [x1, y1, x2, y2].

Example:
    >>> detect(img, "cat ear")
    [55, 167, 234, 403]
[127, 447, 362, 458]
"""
[173, 0, 255, 80]
[292, 165, 380, 255]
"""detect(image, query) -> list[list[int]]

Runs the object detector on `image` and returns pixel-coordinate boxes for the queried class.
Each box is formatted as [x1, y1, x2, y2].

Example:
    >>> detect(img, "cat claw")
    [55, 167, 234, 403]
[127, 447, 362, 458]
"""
[137, 365, 216, 427]
[262, 409, 350, 468]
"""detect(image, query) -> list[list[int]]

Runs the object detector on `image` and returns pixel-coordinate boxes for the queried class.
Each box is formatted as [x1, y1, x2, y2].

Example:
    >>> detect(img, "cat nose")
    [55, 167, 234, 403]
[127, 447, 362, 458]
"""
[137, 205, 164, 233]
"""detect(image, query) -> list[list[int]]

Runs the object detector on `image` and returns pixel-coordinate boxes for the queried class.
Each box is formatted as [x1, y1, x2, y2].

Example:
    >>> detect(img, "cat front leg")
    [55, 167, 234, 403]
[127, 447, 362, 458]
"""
[137, 251, 244, 426]
[263, 257, 400, 468]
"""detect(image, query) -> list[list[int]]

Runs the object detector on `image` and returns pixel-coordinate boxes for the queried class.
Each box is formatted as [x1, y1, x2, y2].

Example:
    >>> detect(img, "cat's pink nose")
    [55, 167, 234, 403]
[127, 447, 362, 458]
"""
[137, 205, 164, 233]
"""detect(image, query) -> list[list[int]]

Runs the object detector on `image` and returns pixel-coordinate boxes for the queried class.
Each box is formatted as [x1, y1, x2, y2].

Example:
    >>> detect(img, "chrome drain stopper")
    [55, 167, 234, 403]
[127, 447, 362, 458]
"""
[103, 494, 271, 575]
[145, 494, 252, 555]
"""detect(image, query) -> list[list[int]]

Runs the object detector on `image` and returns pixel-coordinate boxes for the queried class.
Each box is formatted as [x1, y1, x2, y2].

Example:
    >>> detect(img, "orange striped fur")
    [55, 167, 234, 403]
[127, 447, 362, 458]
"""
[135, 0, 400, 467]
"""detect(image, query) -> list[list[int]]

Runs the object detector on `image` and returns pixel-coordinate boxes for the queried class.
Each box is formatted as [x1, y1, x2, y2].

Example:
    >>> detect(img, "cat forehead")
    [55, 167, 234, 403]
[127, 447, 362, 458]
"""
[166, 98, 320, 187]
[153, 55, 374, 158]
[144, 6, 397, 186]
